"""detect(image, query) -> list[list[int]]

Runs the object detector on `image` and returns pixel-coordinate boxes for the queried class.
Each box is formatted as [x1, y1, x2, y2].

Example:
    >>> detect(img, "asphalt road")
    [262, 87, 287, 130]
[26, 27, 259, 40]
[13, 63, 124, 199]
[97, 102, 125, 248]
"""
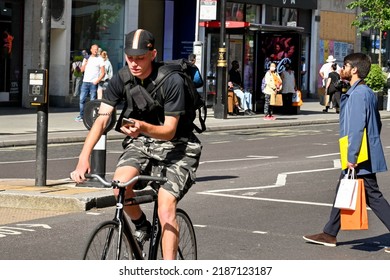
[1, 122, 390, 260]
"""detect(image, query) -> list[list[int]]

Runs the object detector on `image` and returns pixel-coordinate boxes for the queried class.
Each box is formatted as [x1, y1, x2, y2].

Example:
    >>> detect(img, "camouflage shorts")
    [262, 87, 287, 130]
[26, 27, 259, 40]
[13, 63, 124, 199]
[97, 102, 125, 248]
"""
[117, 135, 202, 200]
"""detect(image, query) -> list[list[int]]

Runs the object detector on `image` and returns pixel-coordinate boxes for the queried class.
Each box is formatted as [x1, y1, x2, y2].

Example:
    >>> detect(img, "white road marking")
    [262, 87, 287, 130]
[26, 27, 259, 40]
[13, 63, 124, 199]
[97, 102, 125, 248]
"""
[0, 157, 78, 164]
[199, 155, 278, 165]
[306, 152, 340, 158]
[253, 231, 268, 234]
[210, 141, 231, 144]
[197, 192, 333, 207]
[86, 212, 102, 216]
[16, 224, 51, 229]
[198, 159, 341, 207]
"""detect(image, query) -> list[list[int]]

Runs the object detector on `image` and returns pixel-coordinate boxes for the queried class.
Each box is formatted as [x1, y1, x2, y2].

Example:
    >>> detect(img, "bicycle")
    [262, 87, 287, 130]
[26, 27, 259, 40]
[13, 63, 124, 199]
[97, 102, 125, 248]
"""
[82, 173, 197, 260]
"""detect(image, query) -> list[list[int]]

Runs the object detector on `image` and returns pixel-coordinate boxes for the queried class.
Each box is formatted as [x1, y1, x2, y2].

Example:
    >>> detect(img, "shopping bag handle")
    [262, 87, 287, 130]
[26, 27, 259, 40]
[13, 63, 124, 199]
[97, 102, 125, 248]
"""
[346, 168, 356, 179]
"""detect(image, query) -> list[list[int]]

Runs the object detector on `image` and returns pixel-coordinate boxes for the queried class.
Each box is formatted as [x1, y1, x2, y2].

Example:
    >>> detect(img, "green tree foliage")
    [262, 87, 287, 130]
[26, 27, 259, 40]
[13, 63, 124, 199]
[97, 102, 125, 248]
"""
[365, 64, 386, 92]
[347, 0, 390, 66]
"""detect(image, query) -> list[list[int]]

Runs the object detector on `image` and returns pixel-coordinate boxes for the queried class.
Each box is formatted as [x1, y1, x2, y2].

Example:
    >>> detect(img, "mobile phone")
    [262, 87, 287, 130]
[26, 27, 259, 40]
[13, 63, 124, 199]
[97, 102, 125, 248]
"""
[121, 118, 135, 127]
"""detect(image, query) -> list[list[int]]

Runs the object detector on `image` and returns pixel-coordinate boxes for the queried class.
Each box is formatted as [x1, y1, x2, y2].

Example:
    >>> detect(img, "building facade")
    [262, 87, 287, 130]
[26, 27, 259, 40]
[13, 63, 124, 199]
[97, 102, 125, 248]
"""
[0, 0, 366, 109]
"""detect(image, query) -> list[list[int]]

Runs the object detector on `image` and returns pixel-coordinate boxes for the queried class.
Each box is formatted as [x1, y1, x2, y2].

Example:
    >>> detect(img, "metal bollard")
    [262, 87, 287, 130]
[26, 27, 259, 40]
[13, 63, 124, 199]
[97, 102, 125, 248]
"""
[90, 134, 107, 176]
[78, 100, 116, 187]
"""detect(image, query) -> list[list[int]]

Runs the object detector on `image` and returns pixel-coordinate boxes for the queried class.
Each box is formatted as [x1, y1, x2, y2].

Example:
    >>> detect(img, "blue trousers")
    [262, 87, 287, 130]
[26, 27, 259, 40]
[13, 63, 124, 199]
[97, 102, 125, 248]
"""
[79, 82, 97, 117]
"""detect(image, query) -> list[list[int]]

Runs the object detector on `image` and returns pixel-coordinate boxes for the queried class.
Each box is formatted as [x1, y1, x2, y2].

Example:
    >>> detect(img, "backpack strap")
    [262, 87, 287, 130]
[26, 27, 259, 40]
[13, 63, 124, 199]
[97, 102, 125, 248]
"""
[151, 64, 206, 133]
[148, 64, 182, 95]
[118, 66, 136, 117]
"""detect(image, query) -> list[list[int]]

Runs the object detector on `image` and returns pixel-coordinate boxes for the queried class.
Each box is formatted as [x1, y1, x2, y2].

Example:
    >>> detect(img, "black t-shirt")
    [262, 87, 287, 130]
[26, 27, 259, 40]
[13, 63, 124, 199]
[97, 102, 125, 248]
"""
[228, 68, 242, 86]
[102, 63, 192, 138]
[328, 71, 341, 93]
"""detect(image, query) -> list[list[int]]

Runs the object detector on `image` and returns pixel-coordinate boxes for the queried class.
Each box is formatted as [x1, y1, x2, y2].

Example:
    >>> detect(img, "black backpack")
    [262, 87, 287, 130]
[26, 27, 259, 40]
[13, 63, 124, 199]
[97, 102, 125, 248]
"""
[117, 59, 207, 134]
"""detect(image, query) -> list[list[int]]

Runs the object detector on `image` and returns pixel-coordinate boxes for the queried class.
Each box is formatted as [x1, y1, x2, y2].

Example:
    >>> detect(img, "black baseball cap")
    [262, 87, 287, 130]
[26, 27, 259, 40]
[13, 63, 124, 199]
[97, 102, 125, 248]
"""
[124, 29, 155, 56]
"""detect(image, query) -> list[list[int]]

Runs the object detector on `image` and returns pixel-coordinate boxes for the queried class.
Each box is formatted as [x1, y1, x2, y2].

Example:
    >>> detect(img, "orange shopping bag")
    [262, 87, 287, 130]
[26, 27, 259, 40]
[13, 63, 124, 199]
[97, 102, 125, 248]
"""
[340, 179, 368, 230]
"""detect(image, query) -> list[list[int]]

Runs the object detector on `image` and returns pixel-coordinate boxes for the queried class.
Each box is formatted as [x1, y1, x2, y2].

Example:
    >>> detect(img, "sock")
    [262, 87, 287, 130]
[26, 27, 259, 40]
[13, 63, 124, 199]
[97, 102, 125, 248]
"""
[132, 212, 151, 231]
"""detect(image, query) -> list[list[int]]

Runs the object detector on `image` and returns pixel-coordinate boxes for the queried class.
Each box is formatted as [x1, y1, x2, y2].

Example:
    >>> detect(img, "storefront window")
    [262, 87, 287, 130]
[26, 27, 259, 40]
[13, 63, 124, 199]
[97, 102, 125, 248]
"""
[245, 4, 260, 24]
[243, 35, 254, 91]
[0, 0, 23, 105]
[272, 7, 297, 27]
[226, 3, 260, 23]
[226, 3, 244, 21]
[271, 7, 281, 25]
[282, 8, 297, 27]
[71, 0, 125, 72]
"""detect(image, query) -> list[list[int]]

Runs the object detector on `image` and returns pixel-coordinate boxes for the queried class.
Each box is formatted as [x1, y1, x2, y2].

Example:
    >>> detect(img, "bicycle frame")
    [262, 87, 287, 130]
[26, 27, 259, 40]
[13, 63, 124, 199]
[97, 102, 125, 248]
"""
[84, 174, 196, 260]
[115, 182, 162, 260]
[113, 184, 143, 259]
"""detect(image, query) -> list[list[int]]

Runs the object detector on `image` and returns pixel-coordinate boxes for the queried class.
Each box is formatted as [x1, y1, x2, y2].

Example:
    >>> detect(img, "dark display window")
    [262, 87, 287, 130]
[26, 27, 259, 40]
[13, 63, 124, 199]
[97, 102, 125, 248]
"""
[0, 0, 23, 104]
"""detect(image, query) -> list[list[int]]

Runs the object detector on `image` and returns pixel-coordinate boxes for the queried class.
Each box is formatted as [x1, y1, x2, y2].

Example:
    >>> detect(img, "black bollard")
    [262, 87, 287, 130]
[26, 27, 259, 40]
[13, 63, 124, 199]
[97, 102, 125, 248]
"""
[78, 100, 116, 187]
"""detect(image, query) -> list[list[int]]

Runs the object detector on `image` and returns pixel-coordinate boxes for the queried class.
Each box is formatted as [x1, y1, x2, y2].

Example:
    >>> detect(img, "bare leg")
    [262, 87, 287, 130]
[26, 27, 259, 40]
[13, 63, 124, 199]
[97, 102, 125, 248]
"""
[112, 166, 143, 219]
[158, 188, 178, 260]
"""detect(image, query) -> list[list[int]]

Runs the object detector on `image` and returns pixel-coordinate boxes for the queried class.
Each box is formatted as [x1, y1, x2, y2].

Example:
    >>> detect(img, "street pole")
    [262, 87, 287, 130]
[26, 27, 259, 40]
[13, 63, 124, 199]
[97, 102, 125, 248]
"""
[214, 0, 227, 119]
[35, 0, 50, 186]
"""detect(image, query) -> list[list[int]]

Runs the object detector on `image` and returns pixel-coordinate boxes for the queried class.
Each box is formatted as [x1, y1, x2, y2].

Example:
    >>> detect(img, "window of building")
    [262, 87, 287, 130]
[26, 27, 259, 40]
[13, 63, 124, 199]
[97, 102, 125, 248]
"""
[0, 0, 23, 105]
[226, 3, 245, 21]
[71, 0, 125, 72]
[226, 3, 261, 23]
[282, 8, 297, 27]
[246, 4, 260, 24]
[272, 7, 297, 26]
[271, 7, 281, 25]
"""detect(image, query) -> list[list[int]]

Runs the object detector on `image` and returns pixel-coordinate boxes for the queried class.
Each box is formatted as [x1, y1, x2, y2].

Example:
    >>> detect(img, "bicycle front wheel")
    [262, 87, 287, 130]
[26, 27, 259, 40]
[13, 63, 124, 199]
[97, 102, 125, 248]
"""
[83, 220, 134, 260]
[176, 208, 197, 260]
[157, 208, 197, 260]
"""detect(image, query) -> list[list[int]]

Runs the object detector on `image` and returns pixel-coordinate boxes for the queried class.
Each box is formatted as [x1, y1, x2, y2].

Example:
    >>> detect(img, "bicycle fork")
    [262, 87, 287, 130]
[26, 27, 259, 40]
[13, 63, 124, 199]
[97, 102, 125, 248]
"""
[148, 200, 162, 260]
[114, 186, 144, 260]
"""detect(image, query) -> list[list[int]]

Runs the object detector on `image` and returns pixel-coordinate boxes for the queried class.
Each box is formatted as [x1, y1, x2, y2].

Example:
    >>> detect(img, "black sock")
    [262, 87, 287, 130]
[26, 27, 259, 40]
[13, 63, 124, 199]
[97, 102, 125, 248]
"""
[132, 212, 150, 231]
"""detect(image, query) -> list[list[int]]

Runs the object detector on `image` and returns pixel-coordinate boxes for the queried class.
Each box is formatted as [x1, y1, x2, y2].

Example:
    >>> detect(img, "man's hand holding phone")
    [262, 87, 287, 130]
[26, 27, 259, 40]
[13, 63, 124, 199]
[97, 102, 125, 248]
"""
[120, 117, 141, 138]
[121, 117, 135, 127]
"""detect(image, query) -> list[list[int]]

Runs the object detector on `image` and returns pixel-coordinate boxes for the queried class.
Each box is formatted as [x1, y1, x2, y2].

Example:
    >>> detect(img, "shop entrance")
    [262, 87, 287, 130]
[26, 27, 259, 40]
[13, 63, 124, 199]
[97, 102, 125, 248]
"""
[201, 23, 304, 113]
[202, 22, 251, 108]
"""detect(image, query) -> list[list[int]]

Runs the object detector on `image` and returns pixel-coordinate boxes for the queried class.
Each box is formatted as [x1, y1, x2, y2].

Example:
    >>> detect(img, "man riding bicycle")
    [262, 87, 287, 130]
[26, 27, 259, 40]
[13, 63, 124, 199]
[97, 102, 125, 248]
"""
[70, 29, 202, 260]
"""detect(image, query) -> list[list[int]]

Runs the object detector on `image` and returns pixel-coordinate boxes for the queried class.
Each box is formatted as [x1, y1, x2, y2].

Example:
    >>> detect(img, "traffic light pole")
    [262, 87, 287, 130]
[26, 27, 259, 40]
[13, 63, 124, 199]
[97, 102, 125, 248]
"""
[35, 0, 50, 186]
[214, 0, 227, 119]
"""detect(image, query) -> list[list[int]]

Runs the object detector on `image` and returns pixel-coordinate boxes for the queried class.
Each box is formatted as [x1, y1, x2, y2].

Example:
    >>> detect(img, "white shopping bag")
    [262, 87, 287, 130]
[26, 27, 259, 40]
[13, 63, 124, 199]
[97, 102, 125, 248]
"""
[334, 169, 358, 210]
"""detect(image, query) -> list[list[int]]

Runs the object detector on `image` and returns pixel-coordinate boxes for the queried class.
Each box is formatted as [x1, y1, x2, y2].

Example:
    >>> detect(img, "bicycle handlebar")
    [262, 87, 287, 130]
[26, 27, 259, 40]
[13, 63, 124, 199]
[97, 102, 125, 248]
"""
[85, 173, 168, 188]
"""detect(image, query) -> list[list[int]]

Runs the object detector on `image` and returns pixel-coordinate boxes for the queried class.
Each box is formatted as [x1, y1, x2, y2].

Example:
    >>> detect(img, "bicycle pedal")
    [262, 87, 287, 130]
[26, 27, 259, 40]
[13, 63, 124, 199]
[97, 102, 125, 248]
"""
[133, 230, 150, 249]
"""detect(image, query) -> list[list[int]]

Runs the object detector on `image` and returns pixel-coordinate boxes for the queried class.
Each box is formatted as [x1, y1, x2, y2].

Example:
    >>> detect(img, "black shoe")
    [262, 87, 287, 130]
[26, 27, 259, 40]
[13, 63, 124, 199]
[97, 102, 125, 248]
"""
[134, 220, 151, 250]
[244, 110, 251, 115]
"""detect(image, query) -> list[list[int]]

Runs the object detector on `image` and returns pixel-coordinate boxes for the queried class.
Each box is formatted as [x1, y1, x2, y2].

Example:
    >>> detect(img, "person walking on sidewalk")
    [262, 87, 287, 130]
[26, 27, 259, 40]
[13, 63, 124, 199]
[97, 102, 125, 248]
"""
[75, 44, 105, 122]
[319, 55, 341, 88]
[71, 55, 83, 97]
[70, 29, 202, 259]
[323, 63, 341, 113]
[97, 50, 113, 99]
[303, 53, 390, 254]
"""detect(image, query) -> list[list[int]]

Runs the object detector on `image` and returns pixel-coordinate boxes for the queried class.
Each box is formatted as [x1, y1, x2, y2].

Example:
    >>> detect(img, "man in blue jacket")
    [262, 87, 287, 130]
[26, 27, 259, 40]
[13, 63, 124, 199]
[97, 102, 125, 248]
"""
[303, 53, 390, 254]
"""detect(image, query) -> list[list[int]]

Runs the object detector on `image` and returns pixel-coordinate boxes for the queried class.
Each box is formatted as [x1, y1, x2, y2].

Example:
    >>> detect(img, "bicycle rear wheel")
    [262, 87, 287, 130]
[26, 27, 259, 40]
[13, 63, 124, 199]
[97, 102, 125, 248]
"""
[83, 220, 134, 260]
[157, 208, 197, 260]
